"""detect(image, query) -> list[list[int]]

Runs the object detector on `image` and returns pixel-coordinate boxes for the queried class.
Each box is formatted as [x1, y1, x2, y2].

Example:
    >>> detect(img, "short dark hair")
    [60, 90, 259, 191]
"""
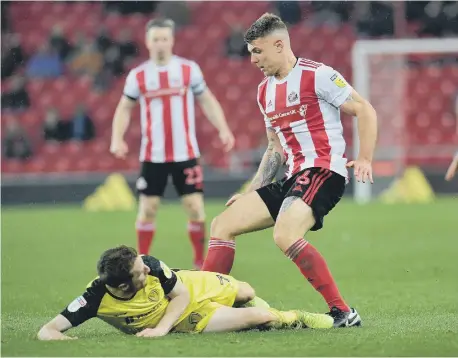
[97, 245, 137, 287]
[145, 18, 175, 33]
[244, 13, 287, 43]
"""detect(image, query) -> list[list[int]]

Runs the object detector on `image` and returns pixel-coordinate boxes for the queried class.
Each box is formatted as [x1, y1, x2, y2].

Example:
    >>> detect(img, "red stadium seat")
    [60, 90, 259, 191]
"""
[3, 2, 455, 174]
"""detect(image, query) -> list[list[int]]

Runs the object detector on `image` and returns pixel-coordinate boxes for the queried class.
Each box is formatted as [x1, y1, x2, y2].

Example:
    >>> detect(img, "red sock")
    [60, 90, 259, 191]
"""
[136, 222, 155, 255]
[285, 239, 350, 312]
[188, 221, 206, 269]
[201, 238, 235, 274]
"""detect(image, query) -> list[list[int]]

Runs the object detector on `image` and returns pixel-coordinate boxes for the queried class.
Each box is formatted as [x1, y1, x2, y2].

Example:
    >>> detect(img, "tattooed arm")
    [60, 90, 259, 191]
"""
[244, 128, 285, 193]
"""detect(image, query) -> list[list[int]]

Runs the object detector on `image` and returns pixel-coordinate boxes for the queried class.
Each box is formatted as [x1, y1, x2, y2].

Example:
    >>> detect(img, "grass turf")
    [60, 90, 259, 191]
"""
[1, 199, 457, 356]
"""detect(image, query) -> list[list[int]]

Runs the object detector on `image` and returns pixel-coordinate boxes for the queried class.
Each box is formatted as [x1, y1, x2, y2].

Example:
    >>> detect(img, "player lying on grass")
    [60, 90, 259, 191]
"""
[37, 245, 333, 340]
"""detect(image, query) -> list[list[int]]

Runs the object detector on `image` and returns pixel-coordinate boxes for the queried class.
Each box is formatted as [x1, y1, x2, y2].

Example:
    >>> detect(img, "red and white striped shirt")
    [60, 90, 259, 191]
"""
[124, 56, 206, 163]
[257, 58, 351, 179]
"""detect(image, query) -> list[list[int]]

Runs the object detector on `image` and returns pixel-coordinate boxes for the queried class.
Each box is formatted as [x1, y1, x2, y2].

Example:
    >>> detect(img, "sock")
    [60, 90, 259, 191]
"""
[285, 239, 350, 312]
[188, 221, 206, 268]
[234, 296, 271, 308]
[136, 221, 155, 255]
[265, 308, 299, 329]
[201, 238, 235, 274]
[265, 308, 333, 330]
[241, 296, 271, 308]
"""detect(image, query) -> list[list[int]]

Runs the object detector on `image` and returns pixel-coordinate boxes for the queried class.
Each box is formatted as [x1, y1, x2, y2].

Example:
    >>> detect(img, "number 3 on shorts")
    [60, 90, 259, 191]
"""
[184, 166, 203, 189]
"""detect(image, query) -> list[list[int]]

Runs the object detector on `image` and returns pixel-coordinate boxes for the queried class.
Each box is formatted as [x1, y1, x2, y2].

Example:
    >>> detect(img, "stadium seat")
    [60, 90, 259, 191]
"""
[3, 2, 455, 174]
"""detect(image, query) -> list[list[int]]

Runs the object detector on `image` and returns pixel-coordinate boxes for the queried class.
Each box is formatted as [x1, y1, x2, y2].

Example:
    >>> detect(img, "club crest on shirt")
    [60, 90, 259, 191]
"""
[330, 73, 346, 88]
[188, 312, 203, 325]
[288, 91, 298, 103]
[299, 104, 307, 118]
[148, 289, 161, 303]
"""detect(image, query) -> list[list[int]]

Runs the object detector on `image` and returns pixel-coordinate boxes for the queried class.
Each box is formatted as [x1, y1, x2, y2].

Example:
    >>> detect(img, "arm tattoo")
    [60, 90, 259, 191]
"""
[279, 196, 300, 213]
[260, 151, 281, 186]
[249, 130, 283, 191]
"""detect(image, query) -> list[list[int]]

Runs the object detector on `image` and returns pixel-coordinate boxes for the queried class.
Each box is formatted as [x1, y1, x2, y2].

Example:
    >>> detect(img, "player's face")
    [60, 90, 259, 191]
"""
[146, 27, 174, 60]
[129, 256, 151, 291]
[248, 36, 282, 77]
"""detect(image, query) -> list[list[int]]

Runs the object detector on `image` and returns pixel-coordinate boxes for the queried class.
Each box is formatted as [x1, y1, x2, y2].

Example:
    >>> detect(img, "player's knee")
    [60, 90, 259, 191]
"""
[138, 203, 159, 222]
[273, 227, 290, 252]
[184, 201, 205, 221]
[210, 214, 234, 238]
[210, 215, 224, 236]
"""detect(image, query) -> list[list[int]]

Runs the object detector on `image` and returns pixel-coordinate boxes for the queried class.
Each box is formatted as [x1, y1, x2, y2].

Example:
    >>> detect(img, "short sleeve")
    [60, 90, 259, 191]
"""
[315, 65, 352, 108]
[190, 62, 207, 96]
[123, 70, 140, 100]
[142, 255, 178, 295]
[257, 86, 272, 129]
[60, 280, 105, 327]
[258, 103, 272, 129]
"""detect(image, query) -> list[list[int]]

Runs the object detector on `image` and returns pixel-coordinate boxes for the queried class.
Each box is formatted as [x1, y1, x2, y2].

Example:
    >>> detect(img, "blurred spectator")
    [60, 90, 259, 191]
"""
[445, 2, 458, 35]
[1, 1, 10, 32]
[1, 34, 25, 79]
[274, 1, 302, 26]
[225, 24, 249, 58]
[70, 104, 95, 141]
[3, 119, 33, 161]
[43, 107, 69, 142]
[73, 32, 88, 52]
[356, 1, 394, 37]
[92, 69, 112, 92]
[418, 1, 458, 36]
[95, 27, 113, 54]
[1, 76, 30, 111]
[406, 1, 427, 22]
[156, 1, 190, 29]
[309, 2, 352, 27]
[117, 29, 138, 64]
[49, 25, 73, 61]
[104, 45, 124, 76]
[68, 41, 103, 77]
[418, 2, 448, 36]
[104, 1, 158, 14]
[26, 43, 63, 78]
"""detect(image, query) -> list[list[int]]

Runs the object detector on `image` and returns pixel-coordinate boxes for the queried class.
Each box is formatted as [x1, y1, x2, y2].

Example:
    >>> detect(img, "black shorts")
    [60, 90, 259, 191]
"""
[256, 167, 346, 231]
[136, 159, 203, 197]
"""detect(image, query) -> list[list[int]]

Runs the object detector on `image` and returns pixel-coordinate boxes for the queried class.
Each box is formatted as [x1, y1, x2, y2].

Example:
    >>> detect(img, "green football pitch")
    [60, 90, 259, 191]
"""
[1, 199, 457, 357]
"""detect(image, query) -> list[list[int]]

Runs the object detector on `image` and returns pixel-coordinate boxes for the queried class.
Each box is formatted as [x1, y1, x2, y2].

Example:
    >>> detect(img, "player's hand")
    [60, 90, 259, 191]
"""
[135, 328, 168, 338]
[58, 335, 78, 340]
[219, 128, 235, 152]
[110, 140, 128, 159]
[346, 158, 373, 183]
[445, 162, 457, 181]
[225, 193, 243, 206]
[41, 334, 78, 341]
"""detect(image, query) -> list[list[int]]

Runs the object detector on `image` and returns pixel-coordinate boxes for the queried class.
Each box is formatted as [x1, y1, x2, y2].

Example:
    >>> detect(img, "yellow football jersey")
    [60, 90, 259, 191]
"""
[60, 256, 240, 334]
[61, 256, 177, 334]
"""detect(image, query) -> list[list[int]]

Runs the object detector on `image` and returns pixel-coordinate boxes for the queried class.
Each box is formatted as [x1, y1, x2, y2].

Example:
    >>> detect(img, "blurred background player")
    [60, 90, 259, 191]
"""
[37, 245, 333, 340]
[110, 19, 235, 268]
[202, 13, 377, 327]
